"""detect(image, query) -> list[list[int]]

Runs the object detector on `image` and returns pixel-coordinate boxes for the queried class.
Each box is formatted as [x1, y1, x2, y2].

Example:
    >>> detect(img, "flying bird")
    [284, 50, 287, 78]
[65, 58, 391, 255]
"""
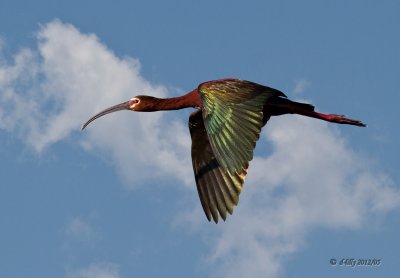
[82, 78, 365, 223]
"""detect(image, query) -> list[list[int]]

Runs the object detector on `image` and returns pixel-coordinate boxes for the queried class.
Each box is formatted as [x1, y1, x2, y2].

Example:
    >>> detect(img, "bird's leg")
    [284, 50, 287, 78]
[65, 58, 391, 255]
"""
[266, 98, 366, 127]
[312, 112, 366, 127]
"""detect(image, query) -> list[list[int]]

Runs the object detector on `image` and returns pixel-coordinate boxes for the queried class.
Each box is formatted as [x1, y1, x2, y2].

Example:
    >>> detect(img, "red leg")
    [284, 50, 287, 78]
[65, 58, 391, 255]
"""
[266, 98, 366, 127]
[313, 112, 366, 127]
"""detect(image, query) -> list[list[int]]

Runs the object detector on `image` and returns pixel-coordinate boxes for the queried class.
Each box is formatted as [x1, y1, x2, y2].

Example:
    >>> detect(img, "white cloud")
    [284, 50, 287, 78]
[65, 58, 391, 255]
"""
[185, 115, 400, 278]
[1, 20, 399, 278]
[0, 19, 193, 188]
[67, 262, 120, 278]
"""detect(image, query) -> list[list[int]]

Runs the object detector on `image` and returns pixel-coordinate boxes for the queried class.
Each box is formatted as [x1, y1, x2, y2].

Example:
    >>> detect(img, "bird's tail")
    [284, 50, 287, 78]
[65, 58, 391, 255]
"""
[269, 97, 366, 127]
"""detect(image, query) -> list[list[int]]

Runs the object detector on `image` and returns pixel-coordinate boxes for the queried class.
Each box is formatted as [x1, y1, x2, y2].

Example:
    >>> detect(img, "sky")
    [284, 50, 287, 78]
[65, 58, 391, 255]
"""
[0, 0, 399, 277]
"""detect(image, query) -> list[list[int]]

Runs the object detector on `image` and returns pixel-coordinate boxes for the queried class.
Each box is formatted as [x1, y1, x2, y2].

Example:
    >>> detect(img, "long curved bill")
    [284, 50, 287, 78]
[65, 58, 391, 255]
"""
[81, 101, 130, 130]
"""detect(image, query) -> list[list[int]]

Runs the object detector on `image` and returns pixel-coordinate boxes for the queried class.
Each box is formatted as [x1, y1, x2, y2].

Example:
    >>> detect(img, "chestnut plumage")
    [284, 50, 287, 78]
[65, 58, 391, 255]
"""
[82, 78, 365, 223]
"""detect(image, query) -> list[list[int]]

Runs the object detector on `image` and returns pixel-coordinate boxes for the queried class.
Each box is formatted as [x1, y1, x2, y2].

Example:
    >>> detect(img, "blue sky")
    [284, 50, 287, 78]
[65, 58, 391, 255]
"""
[1, 0, 399, 277]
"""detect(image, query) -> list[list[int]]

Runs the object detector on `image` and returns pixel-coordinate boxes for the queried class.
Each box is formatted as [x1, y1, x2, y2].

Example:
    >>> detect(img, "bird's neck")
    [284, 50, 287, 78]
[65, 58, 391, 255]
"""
[146, 89, 202, 111]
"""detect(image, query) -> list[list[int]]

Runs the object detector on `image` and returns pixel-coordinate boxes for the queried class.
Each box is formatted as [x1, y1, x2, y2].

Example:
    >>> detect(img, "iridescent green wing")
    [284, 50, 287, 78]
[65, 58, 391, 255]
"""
[189, 110, 247, 223]
[198, 79, 285, 174]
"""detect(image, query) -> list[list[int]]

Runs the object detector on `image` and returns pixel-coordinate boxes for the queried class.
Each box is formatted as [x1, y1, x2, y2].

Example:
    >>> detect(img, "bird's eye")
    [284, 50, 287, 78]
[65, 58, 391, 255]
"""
[128, 98, 140, 109]
[130, 98, 140, 104]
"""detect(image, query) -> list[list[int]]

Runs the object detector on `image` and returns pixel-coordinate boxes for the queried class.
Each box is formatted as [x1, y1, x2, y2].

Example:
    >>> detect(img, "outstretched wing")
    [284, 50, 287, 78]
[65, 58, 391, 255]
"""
[189, 110, 247, 223]
[198, 78, 286, 174]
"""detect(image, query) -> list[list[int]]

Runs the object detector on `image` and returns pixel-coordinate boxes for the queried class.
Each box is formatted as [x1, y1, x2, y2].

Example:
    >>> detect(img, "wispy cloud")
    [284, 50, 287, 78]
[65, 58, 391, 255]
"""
[1, 20, 399, 278]
[66, 262, 120, 278]
[64, 217, 97, 243]
[292, 79, 310, 95]
[0, 19, 193, 188]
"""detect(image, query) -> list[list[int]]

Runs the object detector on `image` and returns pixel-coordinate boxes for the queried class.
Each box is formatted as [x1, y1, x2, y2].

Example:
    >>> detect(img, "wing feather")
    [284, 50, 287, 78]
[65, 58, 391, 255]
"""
[188, 79, 284, 222]
[198, 79, 284, 174]
[189, 110, 247, 223]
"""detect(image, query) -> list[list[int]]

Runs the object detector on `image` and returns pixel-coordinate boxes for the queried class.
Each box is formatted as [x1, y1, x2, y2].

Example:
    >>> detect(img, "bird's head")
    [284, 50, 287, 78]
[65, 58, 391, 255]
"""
[81, 95, 155, 130]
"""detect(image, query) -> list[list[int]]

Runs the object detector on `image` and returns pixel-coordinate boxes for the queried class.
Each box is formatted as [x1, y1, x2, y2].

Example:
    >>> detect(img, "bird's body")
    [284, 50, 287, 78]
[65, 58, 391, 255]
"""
[82, 78, 365, 223]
